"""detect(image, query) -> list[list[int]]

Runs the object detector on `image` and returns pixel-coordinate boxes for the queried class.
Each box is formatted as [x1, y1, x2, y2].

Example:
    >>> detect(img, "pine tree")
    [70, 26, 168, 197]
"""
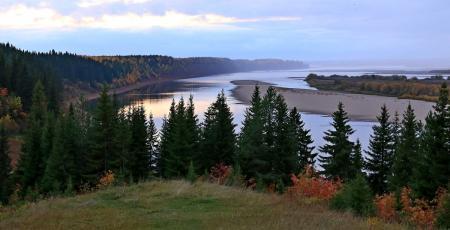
[160, 97, 200, 178]
[289, 107, 316, 170]
[351, 139, 364, 178]
[389, 104, 420, 191]
[413, 83, 450, 199]
[84, 85, 118, 183]
[199, 90, 237, 172]
[0, 125, 11, 204]
[365, 105, 394, 194]
[16, 81, 48, 193]
[272, 94, 298, 183]
[115, 108, 131, 180]
[238, 86, 266, 179]
[147, 114, 159, 177]
[159, 99, 177, 178]
[319, 102, 355, 181]
[41, 117, 65, 193]
[128, 104, 149, 181]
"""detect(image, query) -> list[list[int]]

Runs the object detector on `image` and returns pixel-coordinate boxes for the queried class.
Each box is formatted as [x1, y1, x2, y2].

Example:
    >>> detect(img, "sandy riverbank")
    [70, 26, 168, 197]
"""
[231, 80, 434, 121]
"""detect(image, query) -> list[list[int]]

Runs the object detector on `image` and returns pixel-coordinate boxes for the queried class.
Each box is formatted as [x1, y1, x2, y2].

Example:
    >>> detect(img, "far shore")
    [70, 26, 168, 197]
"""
[231, 80, 434, 122]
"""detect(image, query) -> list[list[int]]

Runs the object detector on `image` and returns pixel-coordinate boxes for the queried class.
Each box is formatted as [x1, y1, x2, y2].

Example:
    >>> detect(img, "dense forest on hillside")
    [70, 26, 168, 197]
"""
[306, 73, 450, 102]
[0, 43, 307, 112]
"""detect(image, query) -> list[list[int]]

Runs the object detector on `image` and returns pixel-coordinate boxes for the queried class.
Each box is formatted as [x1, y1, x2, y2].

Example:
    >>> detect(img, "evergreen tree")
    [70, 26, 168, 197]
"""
[41, 117, 65, 193]
[84, 85, 118, 183]
[238, 86, 266, 179]
[159, 97, 200, 178]
[289, 107, 316, 170]
[147, 114, 159, 177]
[319, 102, 355, 181]
[115, 108, 131, 179]
[16, 81, 48, 193]
[128, 104, 149, 181]
[199, 91, 237, 172]
[389, 104, 420, 191]
[351, 139, 364, 178]
[0, 125, 11, 204]
[159, 100, 177, 178]
[272, 94, 298, 183]
[365, 105, 395, 194]
[41, 106, 84, 194]
[413, 83, 450, 199]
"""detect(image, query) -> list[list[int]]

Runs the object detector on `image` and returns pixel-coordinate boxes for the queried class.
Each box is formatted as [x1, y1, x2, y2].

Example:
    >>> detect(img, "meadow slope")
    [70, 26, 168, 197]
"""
[0, 180, 404, 230]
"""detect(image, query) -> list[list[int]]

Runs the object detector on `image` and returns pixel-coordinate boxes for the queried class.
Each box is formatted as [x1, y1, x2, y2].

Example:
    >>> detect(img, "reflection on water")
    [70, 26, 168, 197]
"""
[120, 69, 379, 153]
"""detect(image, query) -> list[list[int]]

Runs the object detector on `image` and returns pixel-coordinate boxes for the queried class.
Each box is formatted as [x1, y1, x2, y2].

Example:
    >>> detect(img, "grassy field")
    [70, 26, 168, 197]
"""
[0, 180, 404, 230]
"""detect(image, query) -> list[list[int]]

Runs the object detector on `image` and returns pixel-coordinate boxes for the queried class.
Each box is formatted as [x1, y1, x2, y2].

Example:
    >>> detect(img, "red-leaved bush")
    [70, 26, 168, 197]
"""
[208, 163, 232, 185]
[287, 165, 342, 200]
[375, 193, 397, 222]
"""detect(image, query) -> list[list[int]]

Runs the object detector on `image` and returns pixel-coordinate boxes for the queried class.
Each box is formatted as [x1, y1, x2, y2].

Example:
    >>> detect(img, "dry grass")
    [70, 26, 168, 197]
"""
[0, 180, 405, 230]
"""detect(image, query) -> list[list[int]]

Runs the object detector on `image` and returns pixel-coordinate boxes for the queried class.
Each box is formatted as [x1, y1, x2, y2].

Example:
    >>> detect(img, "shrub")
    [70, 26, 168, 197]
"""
[330, 175, 374, 216]
[208, 163, 231, 185]
[400, 187, 436, 228]
[375, 193, 397, 222]
[287, 165, 341, 200]
[97, 170, 115, 189]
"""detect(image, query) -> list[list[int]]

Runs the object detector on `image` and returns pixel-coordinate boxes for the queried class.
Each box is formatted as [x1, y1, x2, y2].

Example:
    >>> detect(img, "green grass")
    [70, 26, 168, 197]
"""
[0, 180, 404, 229]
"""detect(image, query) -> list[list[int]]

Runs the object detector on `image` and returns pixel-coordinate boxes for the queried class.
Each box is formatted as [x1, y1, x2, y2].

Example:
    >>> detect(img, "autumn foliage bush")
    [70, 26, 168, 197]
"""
[287, 166, 341, 200]
[96, 170, 115, 189]
[208, 163, 232, 185]
[374, 187, 449, 229]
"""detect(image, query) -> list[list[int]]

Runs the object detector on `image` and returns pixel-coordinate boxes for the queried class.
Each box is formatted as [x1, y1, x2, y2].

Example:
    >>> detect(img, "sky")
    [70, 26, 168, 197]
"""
[0, 0, 450, 67]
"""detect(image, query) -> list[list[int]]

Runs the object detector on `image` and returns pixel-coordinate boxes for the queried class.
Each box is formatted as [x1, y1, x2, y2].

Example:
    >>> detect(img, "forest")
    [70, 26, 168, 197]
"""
[0, 80, 449, 228]
[0, 43, 307, 111]
[306, 73, 450, 102]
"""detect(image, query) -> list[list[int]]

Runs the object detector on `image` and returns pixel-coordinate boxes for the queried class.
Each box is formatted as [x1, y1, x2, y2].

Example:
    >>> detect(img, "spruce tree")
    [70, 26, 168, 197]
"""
[16, 81, 48, 193]
[238, 86, 266, 179]
[128, 104, 149, 181]
[351, 139, 364, 178]
[41, 117, 65, 193]
[199, 91, 237, 172]
[413, 83, 450, 199]
[319, 102, 355, 181]
[0, 125, 11, 204]
[160, 97, 200, 178]
[365, 105, 394, 194]
[272, 94, 298, 183]
[159, 99, 177, 178]
[389, 104, 420, 191]
[147, 114, 159, 177]
[289, 107, 316, 170]
[84, 85, 118, 183]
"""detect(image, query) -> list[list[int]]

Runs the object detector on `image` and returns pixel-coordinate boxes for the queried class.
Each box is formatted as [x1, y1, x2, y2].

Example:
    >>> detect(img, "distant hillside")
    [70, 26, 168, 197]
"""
[0, 43, 307, 109]
[0, 180, 401, 230]
[90, 56, 308, 87]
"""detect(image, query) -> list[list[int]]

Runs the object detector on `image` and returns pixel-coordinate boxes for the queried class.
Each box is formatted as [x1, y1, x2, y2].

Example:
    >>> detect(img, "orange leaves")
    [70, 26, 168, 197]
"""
[208, 163, 232, 185]
[287, 166, 341, 200]
[374, 187, 449, 228]
[374, 193, 397, 222]
[97, 170, 115, 189]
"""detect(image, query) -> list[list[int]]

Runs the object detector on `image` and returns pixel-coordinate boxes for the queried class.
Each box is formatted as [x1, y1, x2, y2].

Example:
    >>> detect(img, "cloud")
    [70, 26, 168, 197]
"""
[77, 0, 151, 8]
[0, 4, 301, 31]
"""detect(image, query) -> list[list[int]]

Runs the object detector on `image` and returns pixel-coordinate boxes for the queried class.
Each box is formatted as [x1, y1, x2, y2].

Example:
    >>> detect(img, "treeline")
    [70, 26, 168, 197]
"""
[0, 43, 307, 112]
[1, 82, 448, 209]
[91, 56, 308, 87]
[306, 73, 450, 102]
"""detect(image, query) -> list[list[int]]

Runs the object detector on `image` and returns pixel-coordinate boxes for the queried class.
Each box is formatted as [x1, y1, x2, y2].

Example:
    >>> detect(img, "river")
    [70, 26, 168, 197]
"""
[121, 68, 441, 152]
